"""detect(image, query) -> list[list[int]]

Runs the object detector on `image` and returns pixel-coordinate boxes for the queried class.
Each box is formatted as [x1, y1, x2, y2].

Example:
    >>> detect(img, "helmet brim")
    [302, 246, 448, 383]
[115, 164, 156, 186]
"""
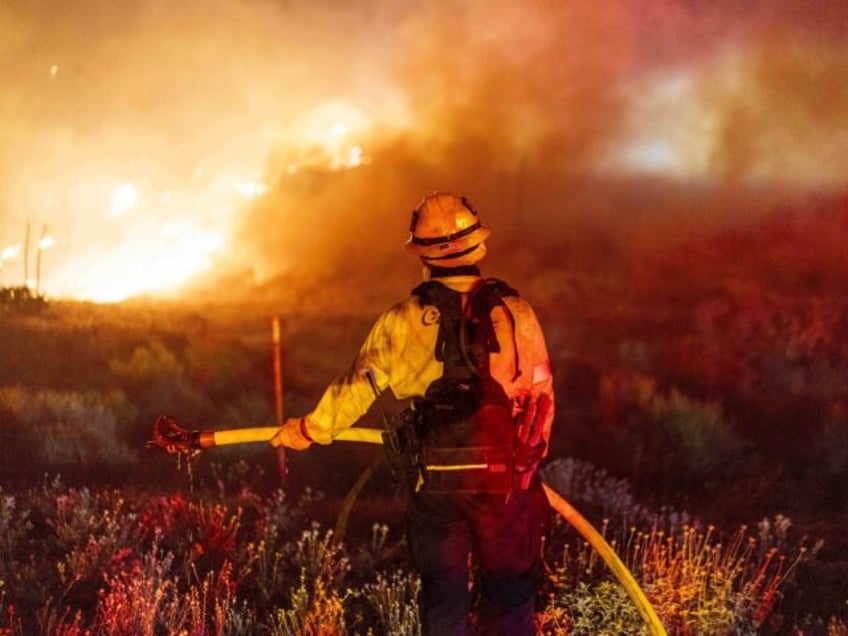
[405, 225, 491, 258]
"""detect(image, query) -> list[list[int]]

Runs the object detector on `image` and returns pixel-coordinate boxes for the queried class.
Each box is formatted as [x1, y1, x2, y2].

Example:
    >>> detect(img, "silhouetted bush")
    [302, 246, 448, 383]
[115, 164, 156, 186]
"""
[0, 387, 138, 484]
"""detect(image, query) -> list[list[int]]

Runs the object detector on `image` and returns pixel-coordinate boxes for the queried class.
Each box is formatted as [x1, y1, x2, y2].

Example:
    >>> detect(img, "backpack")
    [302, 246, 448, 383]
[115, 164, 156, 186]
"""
[411, 278, 521, 494]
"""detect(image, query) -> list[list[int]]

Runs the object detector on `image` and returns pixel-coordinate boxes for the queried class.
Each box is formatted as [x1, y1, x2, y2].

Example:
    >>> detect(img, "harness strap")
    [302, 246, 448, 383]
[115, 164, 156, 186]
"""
[466, 279, 522, 382]
[412, 277, 521, 381]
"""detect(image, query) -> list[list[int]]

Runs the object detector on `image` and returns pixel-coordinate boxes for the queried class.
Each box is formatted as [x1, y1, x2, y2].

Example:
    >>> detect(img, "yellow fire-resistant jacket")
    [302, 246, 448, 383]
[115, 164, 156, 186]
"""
[303, 275, 555, 449]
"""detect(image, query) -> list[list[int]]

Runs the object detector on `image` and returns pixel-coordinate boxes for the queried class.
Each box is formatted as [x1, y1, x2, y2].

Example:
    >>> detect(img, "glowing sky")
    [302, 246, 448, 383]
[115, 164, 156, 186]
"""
[1, 0, 846, 301]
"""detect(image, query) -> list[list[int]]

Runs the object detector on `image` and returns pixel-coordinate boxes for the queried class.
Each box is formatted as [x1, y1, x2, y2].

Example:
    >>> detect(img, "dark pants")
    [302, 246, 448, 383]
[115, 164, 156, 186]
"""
[406, 481, 548, 636]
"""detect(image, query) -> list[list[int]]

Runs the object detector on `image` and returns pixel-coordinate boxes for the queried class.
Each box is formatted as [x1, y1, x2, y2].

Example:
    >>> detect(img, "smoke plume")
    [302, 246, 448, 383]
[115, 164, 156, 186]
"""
[1, 0, 846, 304]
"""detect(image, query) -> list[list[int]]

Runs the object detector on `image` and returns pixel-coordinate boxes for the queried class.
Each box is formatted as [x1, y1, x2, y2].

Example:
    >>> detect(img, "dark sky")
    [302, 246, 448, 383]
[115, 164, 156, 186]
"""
[1, 0, 846, 301]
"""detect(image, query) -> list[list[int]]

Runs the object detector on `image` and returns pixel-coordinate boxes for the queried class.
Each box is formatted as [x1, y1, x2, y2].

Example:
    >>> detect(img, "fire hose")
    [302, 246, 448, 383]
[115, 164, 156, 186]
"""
[149, 415, 667, 635]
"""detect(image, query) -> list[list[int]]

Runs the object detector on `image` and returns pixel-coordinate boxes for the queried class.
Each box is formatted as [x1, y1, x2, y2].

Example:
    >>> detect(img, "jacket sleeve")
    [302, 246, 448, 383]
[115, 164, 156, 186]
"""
[300, 307, 399, 444]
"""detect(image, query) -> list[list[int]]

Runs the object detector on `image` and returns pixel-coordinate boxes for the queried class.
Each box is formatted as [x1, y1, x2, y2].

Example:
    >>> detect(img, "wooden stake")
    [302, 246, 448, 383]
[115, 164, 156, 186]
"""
[272, 315, 286, 478]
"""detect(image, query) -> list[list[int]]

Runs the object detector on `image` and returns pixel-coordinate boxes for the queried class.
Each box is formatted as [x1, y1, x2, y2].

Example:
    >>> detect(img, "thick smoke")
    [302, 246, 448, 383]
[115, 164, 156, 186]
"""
[1, 0, 846, 304]
[226, 0, 848, 311]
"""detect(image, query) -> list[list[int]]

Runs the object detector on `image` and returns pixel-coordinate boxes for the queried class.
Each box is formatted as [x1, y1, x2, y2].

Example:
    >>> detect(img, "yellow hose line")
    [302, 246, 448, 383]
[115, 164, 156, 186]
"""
[205, 424, 666, 635]
[208, 426, 385, 447]
[210, 427, 278, 446]
[541, 483, 667, 636]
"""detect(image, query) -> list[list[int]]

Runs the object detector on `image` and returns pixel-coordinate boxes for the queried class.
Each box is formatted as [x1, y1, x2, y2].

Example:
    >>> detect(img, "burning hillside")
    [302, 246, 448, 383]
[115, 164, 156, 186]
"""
[1, 1, 846, 304]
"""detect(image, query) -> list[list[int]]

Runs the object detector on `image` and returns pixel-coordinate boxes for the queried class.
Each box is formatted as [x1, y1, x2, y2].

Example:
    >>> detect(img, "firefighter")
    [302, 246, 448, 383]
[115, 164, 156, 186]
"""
[271, 192, 555, 635]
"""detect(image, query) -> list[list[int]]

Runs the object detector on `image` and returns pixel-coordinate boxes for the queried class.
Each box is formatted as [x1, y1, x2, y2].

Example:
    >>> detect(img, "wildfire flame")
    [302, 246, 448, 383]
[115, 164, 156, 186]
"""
[109, 183, 139, 218]
[1, 245, 20, 262]
[62, 225, 224, 303]
[2, 2, 845, 303]
[1, 100, 375, 302]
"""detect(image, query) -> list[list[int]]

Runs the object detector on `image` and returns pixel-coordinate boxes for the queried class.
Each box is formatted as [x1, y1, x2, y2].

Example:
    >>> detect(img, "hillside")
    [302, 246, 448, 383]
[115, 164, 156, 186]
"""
[1, 193, 847, 628]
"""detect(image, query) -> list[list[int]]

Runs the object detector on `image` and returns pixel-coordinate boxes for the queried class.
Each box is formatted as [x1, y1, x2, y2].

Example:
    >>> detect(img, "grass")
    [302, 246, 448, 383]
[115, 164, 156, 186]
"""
[537, 517, 818, 635]
[0, 466, 832, 635]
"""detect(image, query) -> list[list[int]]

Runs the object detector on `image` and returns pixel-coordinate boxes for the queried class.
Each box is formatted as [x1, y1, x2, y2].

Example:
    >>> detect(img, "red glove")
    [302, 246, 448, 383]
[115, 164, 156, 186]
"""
[269, 417, 313, 450]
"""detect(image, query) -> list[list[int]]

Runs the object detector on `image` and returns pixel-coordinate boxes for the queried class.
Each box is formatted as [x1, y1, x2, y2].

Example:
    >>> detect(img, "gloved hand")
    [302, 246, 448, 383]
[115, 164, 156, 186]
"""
[514, 438, 546, 490]
[514, 438, 546, 475]
[269, 417, 313, 450]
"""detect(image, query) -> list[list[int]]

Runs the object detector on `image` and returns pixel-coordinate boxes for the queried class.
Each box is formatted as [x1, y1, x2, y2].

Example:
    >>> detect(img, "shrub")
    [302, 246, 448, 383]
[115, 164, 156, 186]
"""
[0, 489, 33, 580]
[541, 457, 690, 530]
[648, 388, 745, 490]
[108, 341, 212, 426]
[0, 472, 829, 634]
[0, 387, 138, 483]
[362, 569, 421, 636]
[598, 373, 745, 497]
[270, 525, 351, 635]
[539, 506, 817, 635]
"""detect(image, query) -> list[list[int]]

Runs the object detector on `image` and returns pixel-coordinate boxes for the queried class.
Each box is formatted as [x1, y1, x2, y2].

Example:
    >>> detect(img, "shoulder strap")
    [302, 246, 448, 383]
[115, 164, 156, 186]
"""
[412, 281, 465, 371]
[412, 278, 522, 381]
[467, 279, 521, 381]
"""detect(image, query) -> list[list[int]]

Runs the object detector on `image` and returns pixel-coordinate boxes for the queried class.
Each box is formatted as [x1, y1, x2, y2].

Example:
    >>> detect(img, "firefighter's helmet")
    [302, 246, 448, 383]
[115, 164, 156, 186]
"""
[405, 192, 490, 267]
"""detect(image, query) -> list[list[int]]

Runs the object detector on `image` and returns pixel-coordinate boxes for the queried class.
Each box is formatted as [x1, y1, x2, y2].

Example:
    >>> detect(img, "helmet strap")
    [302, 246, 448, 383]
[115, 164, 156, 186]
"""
[428, 265, 481, 279]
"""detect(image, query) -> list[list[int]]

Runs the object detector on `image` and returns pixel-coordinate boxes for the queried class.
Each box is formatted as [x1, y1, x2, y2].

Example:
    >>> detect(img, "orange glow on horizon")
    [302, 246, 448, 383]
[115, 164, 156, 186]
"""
[2, 2, 845, 303]
[1, 100, 381, 302]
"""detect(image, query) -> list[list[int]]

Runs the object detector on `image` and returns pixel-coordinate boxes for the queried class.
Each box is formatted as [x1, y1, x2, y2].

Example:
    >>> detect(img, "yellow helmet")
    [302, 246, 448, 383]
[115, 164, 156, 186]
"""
[405, 192, 491, 267]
